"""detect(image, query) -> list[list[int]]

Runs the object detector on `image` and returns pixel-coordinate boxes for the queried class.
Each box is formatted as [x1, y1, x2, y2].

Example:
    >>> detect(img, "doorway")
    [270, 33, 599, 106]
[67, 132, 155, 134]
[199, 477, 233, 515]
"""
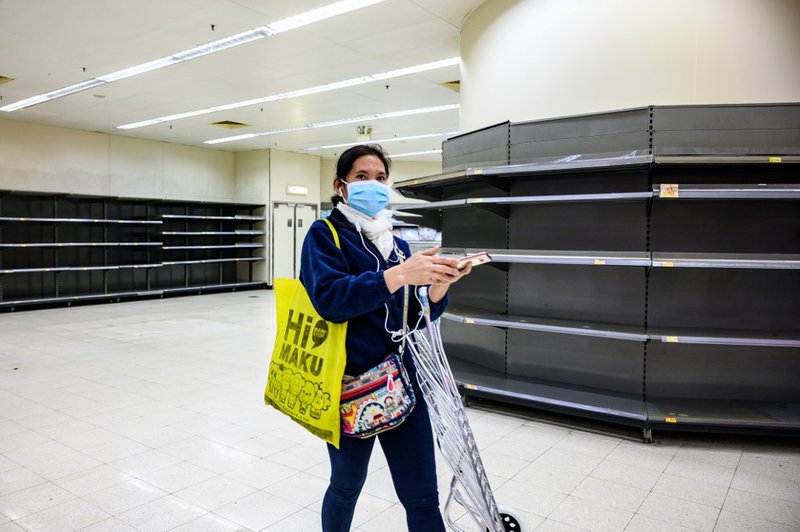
[271, 202, 318, 282]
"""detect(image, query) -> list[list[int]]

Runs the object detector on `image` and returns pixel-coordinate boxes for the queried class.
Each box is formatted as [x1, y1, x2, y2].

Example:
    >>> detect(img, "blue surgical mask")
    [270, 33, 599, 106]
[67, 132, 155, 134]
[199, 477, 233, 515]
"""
[346, 180, 390, 218]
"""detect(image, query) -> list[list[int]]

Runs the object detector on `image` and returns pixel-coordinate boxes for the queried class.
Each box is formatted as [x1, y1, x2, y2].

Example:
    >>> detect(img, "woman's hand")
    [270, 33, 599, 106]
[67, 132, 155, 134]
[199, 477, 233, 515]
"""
[384, 246, 472, 296]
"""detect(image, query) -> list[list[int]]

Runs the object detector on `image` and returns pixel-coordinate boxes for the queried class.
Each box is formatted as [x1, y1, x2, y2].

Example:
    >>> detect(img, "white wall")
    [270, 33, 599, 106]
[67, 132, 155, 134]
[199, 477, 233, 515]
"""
[269, 150, 322, 206]
[234, 149, 270, 282]
[0, 119, 236, 201]
[460, 0, 800, 130]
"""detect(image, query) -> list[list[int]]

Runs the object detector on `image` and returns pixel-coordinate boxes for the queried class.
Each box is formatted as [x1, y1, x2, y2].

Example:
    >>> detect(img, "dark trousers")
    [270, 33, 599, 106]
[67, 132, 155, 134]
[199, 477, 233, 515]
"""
[321, 393, 446, 531]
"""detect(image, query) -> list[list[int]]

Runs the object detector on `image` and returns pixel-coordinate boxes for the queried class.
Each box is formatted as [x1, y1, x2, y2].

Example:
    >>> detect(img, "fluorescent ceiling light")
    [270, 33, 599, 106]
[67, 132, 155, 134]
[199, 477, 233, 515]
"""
[204, 104, 459, 145]
[304, 132, 459, 151]
[266, 0, 386, 34]
[0, 0, 387, 112]
[390, 149, 443, 158]
[118, 57, 460, 130]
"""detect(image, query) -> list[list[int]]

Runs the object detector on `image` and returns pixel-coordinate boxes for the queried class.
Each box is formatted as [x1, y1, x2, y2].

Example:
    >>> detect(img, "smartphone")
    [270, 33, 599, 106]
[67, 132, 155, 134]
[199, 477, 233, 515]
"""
[456, 252, 492, 270]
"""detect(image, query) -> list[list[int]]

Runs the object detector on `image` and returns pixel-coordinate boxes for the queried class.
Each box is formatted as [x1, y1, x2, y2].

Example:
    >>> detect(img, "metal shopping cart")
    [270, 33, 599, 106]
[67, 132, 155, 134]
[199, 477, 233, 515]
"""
[407, 288, 525, 532]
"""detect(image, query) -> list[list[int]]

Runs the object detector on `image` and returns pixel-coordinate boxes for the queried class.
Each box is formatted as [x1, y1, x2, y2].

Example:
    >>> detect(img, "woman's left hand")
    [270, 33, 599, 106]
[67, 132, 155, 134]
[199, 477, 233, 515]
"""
[431, 261, 472, 287]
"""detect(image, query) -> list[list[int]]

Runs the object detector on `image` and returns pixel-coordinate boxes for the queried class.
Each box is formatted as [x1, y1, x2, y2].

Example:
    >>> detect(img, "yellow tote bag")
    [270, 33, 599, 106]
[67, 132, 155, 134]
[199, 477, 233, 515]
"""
[264, 219, 347, 448]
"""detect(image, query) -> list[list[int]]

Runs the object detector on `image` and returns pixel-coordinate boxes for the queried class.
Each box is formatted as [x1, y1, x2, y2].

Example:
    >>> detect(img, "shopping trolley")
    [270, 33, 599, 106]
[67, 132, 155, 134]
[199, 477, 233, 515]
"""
[406, 288, 525, 532]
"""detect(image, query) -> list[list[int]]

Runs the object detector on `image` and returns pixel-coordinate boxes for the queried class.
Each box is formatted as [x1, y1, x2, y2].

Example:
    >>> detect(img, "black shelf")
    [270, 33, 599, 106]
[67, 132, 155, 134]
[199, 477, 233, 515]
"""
[441, 248, 651, 267]
[402, 103, 800, 435]
[0, 192, 266, 310]
[450, 357, 648, 424]
[653, 183, 800, 199]
[652, 252, 800, 270]
[443, 306, 648, 341]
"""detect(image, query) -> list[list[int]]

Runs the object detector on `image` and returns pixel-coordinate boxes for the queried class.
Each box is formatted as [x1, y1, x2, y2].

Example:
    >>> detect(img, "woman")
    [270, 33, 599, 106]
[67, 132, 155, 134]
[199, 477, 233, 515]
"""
[299, 144, 471, 531]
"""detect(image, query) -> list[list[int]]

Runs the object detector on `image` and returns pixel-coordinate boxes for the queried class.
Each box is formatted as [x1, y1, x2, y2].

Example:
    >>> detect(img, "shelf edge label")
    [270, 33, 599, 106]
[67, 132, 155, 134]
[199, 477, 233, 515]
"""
[660, 183, 680, 198]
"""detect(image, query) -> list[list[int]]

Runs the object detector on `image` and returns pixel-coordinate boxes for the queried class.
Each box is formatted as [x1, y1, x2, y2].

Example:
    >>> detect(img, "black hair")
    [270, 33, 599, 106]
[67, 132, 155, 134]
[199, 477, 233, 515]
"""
[331, 144, 391, 206]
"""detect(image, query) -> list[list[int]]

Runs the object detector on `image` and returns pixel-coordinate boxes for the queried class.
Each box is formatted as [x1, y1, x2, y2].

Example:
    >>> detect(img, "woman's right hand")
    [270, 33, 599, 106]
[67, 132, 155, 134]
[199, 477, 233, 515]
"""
[384, 246, 460, 293]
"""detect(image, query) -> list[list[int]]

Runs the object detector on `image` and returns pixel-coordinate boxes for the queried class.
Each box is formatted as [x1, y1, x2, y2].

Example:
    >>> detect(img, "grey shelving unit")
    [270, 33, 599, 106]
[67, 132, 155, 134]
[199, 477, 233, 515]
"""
[395, 103, 800, 437]
[0, 192, 267, 310]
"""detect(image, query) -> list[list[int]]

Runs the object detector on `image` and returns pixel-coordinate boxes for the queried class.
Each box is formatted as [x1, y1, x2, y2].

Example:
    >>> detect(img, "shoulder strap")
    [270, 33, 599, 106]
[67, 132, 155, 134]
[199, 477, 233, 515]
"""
[321, 217, 340, 250]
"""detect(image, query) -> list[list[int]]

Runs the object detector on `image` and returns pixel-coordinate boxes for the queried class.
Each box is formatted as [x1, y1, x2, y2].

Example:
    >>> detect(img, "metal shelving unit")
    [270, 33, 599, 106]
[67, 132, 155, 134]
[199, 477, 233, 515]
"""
[0, 192, 267, 310]
[395, 103, 800, 436]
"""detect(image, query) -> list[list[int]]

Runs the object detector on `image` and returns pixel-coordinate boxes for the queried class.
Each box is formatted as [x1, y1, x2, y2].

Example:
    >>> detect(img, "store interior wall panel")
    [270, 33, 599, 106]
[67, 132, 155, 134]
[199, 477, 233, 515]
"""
[508, 264, 646, 326]
[446, 264, 506, 315]
[509, 202, 648, 251]
[506, 329, 644, 396]
[441, 319, 506, 375]
[510, 133, 650, 164]
[442, 122, 510, 172]
[650, 200, 800, 253]
[646, 342, 800, 402]
[653, 130, 800, 156]
[653, 165, 800, 186]
[441, 208, 506, 249]
[647, 269, 800, 332]
[510, 108, 651, 163]
[509, 169, 650, 196]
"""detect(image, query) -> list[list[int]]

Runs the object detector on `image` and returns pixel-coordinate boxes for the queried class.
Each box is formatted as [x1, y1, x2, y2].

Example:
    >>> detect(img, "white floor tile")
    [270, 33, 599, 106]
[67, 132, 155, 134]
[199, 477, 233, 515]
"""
[213, 489, 303, 530]
[13, 498, 109, 531]
[116, 494, 207, 530]
[570, 476, 649, 512]
[637, 492, 721, 532]
[548, 495, 634, 531]
[81, 479, 167, 515]
[0, 482, 77, 520]
[174, 475, 259, 511]
[135, 461, 218, 493]
[0, 468, 47, 495]
[713, 509, 795, 532]
[652, 472, 729, 508]
[722, 488, 800, 529]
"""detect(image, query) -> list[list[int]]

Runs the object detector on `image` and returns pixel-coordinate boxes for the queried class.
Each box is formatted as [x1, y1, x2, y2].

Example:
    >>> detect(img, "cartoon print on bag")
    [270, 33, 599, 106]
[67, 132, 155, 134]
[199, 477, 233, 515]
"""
[280, 367, 293, 402]
[268, 362, 281, 395]
[355, 401, 386, 431]
[287, 372, 304, 408]
[311, 386, 331, 420]
[298, 380, 316, 414]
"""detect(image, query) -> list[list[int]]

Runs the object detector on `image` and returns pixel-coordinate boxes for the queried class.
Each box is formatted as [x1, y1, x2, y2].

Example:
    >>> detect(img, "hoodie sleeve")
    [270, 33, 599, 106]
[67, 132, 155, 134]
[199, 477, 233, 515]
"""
[300, 220, 394, 323]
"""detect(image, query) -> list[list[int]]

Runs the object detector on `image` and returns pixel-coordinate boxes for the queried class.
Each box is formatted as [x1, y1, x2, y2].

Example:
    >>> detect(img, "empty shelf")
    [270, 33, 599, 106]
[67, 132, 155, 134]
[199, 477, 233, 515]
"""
[162, 214, 237, 220]
[0, 217, 162, 224]
[0, 263, 162, 274]
[162, 243, 264, 250]
[162, 231, 238, 236]
[163, 281, 266, 293]
[646, 398, 800, 431]
[394, 154, 654, 190]
[649, 328, 800, 348]
[0, 242, 163, 248]
[449, 358, 647, 424]
[654, 183, 800, 199]
[441, 248, 651, 267]
[443, 306, 648, 342]
[234, 215, 266, 221]
[395, 192, 652, 212]
[652, 253, 800, 270]
[162, 258, 264, 266]
[655, 155, 800, 166]
[0, 290, 164, 307]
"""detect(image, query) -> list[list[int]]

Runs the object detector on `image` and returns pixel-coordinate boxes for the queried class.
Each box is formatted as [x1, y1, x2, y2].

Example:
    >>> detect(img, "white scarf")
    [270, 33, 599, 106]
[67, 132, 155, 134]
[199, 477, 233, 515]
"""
[336, 203, 395, 260]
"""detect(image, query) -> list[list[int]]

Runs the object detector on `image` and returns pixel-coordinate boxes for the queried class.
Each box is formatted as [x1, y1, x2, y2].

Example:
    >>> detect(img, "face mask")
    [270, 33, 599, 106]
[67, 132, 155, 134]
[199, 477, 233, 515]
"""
[345, 180, 390, 218]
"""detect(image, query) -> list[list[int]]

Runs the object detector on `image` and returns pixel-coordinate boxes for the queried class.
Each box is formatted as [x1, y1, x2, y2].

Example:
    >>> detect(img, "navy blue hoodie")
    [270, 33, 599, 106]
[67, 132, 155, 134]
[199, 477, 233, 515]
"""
[299, 208, 448, 376]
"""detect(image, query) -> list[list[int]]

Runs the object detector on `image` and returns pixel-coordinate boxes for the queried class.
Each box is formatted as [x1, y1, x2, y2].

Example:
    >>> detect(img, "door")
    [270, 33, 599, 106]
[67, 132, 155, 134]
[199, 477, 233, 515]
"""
[271, 202, 318, 282]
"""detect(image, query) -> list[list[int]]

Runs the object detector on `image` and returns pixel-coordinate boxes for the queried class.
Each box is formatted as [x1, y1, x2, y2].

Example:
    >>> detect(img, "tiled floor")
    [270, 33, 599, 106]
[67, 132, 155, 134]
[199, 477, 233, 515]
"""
[1, 291, 798, 532]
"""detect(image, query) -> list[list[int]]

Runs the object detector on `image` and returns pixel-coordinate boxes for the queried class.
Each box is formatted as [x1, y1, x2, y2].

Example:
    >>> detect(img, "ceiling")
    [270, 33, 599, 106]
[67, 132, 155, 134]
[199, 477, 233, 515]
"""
[0, 0, 486, 162]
